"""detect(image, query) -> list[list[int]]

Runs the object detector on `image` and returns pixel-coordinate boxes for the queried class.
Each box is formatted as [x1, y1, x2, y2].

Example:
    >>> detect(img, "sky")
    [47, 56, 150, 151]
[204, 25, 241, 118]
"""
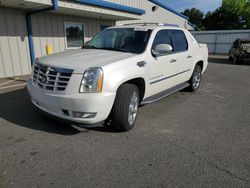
[158, 0, 222, 13]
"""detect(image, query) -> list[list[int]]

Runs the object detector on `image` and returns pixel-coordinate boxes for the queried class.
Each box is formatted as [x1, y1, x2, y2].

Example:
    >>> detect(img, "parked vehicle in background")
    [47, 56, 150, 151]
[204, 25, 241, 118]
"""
[27, 23, 208, 131]
[229, 39, 250, 64]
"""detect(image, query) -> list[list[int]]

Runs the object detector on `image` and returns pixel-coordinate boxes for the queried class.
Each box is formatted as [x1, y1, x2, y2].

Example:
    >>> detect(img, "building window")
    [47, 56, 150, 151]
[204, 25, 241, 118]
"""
[64, 22, 84, 49]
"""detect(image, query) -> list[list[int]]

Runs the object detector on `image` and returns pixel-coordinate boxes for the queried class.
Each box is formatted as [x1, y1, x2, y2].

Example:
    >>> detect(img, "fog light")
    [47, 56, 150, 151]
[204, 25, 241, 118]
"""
[62, 109, 69, 116]
[72, 112, 97, 119]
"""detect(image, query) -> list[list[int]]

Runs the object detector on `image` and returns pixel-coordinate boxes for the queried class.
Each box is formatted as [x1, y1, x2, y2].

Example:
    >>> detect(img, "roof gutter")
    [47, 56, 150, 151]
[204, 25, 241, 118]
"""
[188, 21, 200, 31]
[148, 0, 189, 20]
[74, 0, 145, 15]
[26, 0, 59, 64]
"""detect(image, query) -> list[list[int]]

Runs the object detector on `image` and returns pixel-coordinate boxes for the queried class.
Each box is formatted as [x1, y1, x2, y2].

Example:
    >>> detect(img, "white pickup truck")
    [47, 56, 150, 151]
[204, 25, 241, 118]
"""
[27, 24, 208, 131]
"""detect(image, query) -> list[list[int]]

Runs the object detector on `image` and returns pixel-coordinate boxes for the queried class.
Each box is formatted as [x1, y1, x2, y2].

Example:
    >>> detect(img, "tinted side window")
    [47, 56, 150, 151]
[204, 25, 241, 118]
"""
[233, 40, 238, 48]
[170, 30, 188, 52]
[237, 41, 241, 48]
[152, 30, 172, 50]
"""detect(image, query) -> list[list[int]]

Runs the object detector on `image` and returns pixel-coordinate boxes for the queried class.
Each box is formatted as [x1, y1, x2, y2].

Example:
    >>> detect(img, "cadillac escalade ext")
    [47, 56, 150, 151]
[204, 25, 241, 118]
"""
[27, 23, 208, 131]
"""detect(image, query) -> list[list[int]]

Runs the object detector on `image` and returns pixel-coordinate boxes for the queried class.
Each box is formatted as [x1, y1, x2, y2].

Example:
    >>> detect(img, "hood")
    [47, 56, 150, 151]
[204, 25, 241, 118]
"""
[37, 49, 137, 73]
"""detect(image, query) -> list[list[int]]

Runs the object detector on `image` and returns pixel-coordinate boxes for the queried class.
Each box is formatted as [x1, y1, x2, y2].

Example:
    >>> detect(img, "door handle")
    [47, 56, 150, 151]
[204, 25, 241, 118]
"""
[187, 55, 192, 59]
[137, 61, 147, 67]
[170, 59, 177, 63]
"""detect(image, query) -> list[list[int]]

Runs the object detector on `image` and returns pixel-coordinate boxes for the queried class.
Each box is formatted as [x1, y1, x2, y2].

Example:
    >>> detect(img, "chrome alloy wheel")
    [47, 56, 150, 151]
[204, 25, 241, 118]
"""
[193, 68, 201, 89]
[128, 91, 139, 125]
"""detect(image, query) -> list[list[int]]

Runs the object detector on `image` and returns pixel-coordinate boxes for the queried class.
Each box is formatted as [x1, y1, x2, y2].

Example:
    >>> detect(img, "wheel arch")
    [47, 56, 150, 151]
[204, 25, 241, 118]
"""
[196, 60, 204, 71]
[116, 77, 146, 103]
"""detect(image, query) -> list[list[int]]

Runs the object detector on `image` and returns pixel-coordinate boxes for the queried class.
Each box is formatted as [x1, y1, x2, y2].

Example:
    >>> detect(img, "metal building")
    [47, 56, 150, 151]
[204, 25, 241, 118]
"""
[192, 30, 250, 54]
[0, 0, 194, 78]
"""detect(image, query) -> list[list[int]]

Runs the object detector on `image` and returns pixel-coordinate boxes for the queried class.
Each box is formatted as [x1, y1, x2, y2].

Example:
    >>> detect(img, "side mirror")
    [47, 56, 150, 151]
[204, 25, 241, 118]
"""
[152, 44, 173, 57]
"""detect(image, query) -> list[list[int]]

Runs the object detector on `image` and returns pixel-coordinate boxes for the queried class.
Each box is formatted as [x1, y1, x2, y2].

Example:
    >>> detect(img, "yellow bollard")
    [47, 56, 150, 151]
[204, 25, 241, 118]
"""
[46, 45, 53, 55]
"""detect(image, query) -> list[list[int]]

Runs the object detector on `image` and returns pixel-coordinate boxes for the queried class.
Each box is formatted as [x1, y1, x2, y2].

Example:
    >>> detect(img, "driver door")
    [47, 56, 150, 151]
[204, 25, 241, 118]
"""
[147, 29, 179, 97]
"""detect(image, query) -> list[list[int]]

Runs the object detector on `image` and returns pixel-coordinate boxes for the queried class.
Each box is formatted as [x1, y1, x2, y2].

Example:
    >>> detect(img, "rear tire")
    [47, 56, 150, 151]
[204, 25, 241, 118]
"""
[111, 84, 139, 131]
[188, 64, 202, 92]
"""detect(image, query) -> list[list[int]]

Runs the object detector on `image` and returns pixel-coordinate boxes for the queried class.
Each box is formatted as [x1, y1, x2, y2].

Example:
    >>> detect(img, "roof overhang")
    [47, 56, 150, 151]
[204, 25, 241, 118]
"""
[74, 0, 145, 15]
[0, 0, 51, 10]
[0, 0, 144, 21]
[57, 0, 143, 21]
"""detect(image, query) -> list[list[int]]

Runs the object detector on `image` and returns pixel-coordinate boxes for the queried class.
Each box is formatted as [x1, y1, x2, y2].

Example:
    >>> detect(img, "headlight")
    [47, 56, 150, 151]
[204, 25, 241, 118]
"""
[79, 68, 104, 93]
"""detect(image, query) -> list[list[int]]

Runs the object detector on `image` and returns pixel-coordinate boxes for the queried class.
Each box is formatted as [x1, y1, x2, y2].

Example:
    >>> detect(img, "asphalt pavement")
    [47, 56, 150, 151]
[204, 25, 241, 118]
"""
[0, 56, 250, 188]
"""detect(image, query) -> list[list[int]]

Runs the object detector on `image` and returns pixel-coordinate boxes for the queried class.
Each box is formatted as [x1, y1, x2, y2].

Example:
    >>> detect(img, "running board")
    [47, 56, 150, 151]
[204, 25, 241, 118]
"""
[141, 82, 190, 105]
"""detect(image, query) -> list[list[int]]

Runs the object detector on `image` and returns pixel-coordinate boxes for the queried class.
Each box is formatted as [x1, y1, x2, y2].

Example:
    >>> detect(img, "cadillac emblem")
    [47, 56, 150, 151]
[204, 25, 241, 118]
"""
[41, 76, 47, 84]
[39, 69, 50, 84]
[39, 74, 47, 84]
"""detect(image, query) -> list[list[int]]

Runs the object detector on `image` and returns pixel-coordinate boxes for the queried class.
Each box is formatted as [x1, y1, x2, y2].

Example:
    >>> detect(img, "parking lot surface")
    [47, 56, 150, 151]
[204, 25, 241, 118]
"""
[0, 56, 250, 187]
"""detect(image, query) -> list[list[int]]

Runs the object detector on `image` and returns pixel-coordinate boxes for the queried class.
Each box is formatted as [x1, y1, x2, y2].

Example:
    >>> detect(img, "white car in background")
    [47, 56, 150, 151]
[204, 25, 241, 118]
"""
[27, 23, 208, 131]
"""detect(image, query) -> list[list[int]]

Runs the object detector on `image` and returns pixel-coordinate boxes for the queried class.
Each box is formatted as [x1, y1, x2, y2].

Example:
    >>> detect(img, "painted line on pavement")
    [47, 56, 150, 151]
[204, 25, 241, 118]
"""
[0, 83, 26, 90]
[0, 80, 15, 87]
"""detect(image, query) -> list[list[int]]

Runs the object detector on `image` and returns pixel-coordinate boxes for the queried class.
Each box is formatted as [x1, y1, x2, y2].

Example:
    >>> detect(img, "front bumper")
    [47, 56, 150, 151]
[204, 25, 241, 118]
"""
[239, 53, 250, 62]
[27, 80, 116, 124]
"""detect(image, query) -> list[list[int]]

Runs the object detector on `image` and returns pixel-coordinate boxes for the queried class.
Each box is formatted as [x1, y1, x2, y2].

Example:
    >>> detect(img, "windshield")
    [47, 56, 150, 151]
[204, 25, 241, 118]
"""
[241, 41, 250, 48]
[84, 28, 152, 54]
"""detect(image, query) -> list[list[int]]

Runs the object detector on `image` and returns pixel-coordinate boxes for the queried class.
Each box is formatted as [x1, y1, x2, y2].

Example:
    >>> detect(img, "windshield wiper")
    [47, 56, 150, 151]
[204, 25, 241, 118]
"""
[83, 46, 135, 53]
[83, 45, 99, 49]
[98, 47, 132, 53]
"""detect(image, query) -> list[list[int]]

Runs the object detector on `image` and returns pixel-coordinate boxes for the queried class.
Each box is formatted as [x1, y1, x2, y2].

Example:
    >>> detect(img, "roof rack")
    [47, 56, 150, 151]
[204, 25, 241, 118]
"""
[123, 22, 159, 26]
[123, 23, 180, 27]
[159, 23, 180, 27]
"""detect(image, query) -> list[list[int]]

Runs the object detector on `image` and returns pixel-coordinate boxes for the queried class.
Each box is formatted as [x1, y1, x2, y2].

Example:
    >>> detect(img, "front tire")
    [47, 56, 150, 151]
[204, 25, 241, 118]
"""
[111, 84, 139, 131]
[188, 64, 202, 92]
[233, 56, 240, 64]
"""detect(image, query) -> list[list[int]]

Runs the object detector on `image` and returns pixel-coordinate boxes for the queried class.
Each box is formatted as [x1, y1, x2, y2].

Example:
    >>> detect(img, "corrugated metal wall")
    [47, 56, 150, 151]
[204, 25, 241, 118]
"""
[106, 0, 188, 28]
[0, 1, 192, 79]
[192, 30, 250, 54]
[0, 7, 31, 78]
[0, 7, 114, 78]
[31, 13, 114, 58]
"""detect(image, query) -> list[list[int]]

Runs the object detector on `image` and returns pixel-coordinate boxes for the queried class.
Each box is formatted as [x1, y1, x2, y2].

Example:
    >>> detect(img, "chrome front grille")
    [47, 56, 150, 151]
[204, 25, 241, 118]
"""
[32, 63, 73, 91]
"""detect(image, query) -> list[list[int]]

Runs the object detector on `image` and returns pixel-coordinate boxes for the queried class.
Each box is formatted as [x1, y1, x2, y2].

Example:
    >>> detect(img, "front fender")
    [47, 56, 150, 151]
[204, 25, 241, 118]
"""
[102, 60, 147, 93]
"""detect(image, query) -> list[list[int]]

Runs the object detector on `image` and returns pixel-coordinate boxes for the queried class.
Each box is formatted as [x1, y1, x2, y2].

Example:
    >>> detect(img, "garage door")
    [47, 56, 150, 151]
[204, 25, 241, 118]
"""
[0, 7, 31, 78]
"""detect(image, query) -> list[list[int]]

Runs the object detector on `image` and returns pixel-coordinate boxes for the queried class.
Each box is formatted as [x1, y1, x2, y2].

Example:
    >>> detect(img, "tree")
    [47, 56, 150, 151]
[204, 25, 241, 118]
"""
[203, 0, 250, 30]
[182, 8, 204, 29]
